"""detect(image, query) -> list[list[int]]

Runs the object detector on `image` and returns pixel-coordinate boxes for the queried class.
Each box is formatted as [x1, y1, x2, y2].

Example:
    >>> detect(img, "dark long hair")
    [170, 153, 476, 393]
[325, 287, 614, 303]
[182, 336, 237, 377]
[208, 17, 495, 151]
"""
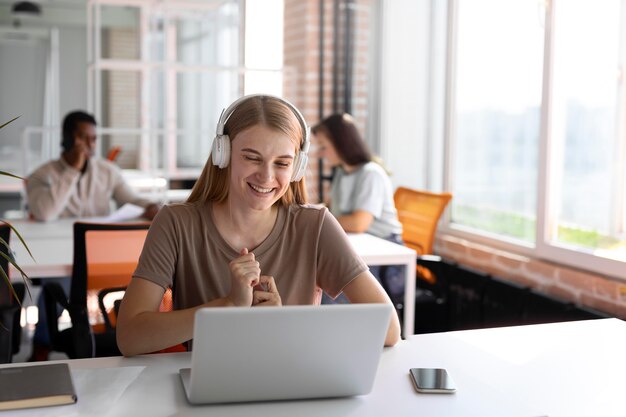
[312, 113, 371, 166]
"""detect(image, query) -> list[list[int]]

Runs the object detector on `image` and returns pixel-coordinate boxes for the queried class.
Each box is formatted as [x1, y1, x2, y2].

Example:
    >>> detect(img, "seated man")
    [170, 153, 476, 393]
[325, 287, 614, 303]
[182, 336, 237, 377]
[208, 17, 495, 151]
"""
[26, 110, 159, 221]
[25, 110, 160, 360]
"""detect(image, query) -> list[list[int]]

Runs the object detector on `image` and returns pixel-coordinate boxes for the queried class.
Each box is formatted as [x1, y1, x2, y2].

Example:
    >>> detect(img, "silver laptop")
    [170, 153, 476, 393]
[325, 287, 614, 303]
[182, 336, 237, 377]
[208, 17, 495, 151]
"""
[179, 303, 392, 404]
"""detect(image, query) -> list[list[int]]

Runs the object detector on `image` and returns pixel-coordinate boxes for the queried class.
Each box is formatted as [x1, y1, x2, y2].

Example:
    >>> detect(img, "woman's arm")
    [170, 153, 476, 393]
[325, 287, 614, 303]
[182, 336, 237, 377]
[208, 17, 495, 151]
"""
[117, 248, 265, 356]
[336, 209, 374, 233]
[341, 271, 401, 346]
[116, 278, 234, 357]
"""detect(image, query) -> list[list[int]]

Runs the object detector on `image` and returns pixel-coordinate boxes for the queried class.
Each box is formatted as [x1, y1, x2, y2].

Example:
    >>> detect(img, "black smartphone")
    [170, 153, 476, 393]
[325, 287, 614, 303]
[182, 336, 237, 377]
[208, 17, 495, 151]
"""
[409, 368, 456, 394]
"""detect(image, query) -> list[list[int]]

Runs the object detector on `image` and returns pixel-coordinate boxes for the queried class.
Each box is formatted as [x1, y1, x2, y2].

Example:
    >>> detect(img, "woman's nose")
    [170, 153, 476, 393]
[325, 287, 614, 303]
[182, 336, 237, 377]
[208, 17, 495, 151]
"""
[256, 163, 274, 181]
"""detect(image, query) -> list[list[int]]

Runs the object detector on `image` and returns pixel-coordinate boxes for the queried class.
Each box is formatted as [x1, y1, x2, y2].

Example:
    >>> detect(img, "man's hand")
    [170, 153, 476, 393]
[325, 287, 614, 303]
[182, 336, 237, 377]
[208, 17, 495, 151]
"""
[64, 137, 90, 171]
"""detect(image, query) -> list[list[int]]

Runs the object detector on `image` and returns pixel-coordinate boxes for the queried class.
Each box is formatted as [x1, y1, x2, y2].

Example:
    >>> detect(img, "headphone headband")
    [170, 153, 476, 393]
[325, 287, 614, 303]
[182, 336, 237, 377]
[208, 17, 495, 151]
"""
[215, 94, 310, 146]
[212, 94, 310, 182]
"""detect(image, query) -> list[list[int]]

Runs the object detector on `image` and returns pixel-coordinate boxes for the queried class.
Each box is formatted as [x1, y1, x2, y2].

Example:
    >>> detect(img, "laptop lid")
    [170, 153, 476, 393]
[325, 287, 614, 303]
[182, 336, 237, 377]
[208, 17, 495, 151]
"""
[180, 303, 392, 404]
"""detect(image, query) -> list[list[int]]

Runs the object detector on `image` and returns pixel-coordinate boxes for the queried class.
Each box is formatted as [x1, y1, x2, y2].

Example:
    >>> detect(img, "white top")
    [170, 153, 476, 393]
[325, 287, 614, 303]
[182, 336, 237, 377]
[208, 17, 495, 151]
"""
[330, 162, 402, 238]
[26, 157, 152, 221]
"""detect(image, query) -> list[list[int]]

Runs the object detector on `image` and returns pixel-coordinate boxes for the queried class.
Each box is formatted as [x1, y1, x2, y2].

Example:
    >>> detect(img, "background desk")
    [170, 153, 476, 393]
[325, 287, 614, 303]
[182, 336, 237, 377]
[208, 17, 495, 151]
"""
[8, 221, 417, 336]
[4, 318, 625, 416]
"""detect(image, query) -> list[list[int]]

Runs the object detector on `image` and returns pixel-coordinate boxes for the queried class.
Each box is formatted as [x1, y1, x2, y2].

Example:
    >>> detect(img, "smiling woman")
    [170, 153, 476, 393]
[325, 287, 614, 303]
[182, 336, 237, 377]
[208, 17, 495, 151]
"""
[114, 94, 401, 357]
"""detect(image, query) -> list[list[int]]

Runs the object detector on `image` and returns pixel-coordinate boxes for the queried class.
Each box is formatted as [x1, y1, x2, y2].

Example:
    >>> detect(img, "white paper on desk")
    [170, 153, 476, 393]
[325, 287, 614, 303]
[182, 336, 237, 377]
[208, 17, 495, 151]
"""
[10, 366, 145, 417]
[103, 203, 145, 222]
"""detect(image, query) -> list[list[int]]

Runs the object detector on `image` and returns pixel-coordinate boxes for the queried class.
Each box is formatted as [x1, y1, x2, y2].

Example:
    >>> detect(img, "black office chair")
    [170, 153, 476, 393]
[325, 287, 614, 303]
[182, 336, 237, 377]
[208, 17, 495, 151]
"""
[481, 276, 528, 328]
[43, 222, 150, 359]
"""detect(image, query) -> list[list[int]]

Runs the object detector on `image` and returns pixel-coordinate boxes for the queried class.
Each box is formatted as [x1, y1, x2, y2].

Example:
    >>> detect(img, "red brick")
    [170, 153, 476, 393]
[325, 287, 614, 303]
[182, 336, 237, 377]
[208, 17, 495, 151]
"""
[525, 260, 558, 280]
[541, 284, 579, 304]
[592, 277, 619, 300]
[580, 294, 625, 319]
[557, 268, 594, 291]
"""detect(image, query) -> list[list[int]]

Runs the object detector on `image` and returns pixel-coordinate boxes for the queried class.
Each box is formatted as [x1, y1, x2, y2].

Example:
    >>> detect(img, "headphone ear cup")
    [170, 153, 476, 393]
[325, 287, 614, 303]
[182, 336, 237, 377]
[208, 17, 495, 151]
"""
[291, 152, 308, 182]
[212, 135, 230, 168]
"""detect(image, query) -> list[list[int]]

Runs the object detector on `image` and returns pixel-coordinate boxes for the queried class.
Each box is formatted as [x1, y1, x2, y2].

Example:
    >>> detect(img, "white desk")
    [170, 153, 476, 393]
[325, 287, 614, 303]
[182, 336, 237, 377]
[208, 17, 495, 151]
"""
[8, 221, 417, 336]
[347, 233, 417, 336]
[8, 218, 74, 278]
[5, 318, 625, 416]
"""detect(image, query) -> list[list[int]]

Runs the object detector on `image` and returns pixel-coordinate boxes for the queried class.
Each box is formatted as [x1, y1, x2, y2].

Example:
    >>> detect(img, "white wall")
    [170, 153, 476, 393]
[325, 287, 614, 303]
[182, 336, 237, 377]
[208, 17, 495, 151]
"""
[378, 0, 448, 192]
[378, 0, 429, 191]
[0, 7, 87, 176]
[58, 27, 87, 116]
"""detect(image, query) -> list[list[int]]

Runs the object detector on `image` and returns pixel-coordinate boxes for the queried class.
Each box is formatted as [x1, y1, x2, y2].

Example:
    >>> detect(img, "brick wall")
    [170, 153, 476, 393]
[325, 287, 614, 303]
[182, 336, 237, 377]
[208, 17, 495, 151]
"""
[102, 28, 140, 169]
[435, 234, 626, 319]
[284, 0, 321, 201]
[284, 0, 373, 203]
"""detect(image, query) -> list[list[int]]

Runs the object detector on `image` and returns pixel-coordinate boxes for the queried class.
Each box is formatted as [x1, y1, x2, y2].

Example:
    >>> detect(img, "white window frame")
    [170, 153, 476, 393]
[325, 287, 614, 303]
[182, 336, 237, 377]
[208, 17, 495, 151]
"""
[86, 0, 249, 180]
[441, 0, 626, 280]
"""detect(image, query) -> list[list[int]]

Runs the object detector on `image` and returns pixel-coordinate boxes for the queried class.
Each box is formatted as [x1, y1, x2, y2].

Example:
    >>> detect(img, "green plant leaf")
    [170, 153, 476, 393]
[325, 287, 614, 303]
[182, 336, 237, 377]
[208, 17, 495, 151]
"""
[0, 115, 20, 130]
[0, 266, 20, 306]
[0, 170, 23, 180]
[0, 115, 32, 301]
[1, 220, 35, 261]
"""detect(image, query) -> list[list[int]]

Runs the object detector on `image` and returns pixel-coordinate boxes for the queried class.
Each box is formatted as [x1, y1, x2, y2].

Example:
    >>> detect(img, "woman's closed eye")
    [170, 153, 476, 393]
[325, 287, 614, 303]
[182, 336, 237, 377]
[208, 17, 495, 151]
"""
[275, 160, 291, 168]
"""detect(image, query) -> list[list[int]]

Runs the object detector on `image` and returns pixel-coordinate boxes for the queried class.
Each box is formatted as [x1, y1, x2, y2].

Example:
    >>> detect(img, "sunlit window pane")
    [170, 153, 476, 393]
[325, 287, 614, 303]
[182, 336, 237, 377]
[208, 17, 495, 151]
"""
[451, 0, 544, 242]
[549, 0, 626, 261]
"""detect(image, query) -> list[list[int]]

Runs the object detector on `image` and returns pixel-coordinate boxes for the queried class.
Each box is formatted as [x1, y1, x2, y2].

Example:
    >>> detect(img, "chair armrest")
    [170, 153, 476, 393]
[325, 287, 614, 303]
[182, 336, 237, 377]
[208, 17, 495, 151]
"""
[415, 255, 449, 298]
[97, 286, 127, 332]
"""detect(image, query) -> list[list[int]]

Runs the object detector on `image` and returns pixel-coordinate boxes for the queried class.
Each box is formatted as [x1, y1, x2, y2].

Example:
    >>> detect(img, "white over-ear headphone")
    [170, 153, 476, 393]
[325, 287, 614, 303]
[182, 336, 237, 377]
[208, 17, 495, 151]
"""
[211, 94, 310, 182]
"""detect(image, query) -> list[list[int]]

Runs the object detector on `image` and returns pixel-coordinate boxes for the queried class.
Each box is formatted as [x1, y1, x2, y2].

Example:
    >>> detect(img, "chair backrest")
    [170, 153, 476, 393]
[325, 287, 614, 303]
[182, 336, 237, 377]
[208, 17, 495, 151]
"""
[69, 222, 150, 332]
[394, 187, 452, 255]
[106, 146, 122, 162]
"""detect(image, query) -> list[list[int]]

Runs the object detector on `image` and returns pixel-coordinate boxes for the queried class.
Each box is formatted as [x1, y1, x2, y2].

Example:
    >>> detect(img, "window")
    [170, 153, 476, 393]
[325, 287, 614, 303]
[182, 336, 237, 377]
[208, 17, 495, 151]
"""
[450, 0, 544, 244]
[448, 0, 626, 277]
[88, 0, 284, 176]
[546, 0, 626, 262]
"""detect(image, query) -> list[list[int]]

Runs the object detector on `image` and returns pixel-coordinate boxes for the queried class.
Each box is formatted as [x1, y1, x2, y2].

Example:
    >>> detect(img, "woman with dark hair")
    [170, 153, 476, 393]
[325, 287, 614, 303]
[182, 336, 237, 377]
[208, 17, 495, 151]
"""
[313, 113, 404, 302]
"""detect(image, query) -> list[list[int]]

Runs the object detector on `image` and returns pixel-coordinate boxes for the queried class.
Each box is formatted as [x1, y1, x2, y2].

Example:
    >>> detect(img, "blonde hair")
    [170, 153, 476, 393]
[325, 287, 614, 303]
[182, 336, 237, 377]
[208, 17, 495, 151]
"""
[187, 95, 308, 206]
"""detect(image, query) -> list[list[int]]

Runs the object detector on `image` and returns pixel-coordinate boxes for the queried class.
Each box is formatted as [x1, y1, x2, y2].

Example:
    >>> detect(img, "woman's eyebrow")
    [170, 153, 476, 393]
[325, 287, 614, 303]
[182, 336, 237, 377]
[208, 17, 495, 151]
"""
[241, 148, 294, 159]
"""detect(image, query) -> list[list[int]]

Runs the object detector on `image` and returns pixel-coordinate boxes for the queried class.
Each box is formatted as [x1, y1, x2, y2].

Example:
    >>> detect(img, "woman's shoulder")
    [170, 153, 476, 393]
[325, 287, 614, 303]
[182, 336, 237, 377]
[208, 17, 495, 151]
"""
[284, 204, 343, 240]
[154, 201, 208, 225]
[286, 203, 329, 224]
[360, 161, 387, 176]
[289, 203, 328, 213]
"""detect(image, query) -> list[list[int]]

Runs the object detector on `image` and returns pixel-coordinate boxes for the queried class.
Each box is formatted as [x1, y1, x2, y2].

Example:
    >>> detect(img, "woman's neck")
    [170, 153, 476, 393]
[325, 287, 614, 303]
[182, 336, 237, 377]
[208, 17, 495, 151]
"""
[342, 162, 362, 174]
[212, 200, 279, 251]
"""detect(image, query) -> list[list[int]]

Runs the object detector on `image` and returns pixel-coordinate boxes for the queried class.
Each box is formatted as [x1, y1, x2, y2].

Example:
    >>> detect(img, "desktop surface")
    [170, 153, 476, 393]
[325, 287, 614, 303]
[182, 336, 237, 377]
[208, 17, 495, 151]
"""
[5, 318, 623, 416]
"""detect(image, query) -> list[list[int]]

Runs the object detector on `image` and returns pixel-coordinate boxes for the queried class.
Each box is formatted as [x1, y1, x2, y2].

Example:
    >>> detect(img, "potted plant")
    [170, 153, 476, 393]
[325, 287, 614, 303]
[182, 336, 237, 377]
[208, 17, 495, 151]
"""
[0, 115, 32, 304]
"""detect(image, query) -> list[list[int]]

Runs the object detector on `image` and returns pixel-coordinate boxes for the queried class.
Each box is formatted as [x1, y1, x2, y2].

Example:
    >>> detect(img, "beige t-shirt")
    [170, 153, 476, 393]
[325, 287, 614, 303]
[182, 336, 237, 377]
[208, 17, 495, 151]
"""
[133, 202, 368, 309]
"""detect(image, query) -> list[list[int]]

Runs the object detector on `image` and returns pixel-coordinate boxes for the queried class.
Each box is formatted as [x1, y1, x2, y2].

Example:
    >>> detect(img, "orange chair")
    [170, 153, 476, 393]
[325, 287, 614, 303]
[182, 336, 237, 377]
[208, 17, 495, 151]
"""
[394, 187, 452, 285]
[43, 222, 150, 358]
[106, 146, 122, 162]
[391, 187, 453, 334]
